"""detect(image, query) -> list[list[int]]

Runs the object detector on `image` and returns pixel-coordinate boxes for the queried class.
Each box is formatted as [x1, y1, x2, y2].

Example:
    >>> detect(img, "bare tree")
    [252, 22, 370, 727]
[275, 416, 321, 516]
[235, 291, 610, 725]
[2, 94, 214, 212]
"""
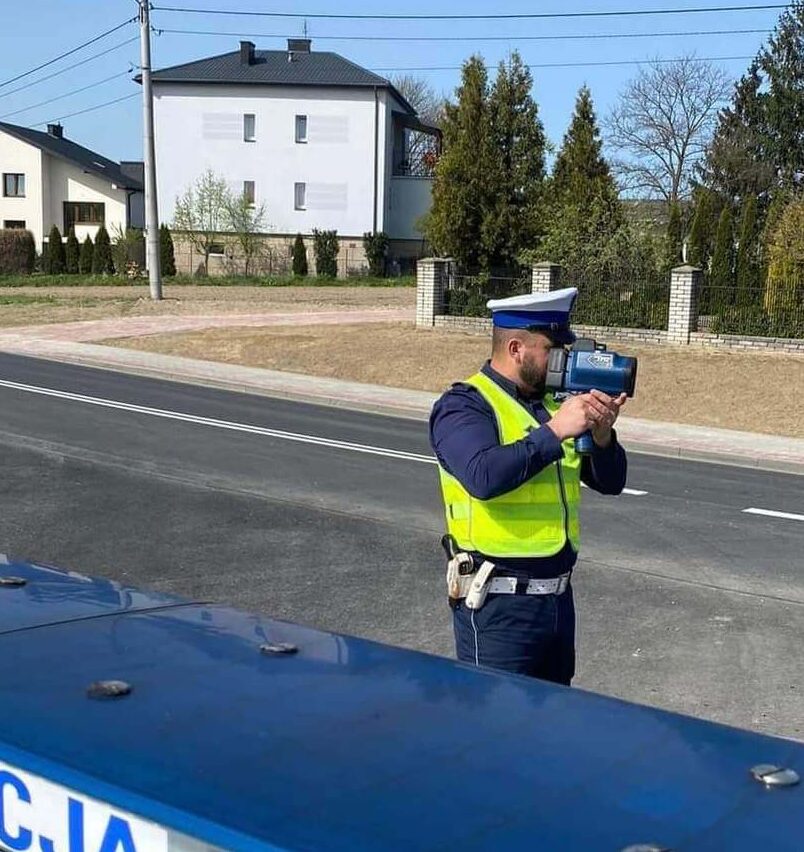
[391, 74, 444, 175]
[605, 56, 730, 202]
[225, 192, 268, 276]
[173, 169, 230, 275]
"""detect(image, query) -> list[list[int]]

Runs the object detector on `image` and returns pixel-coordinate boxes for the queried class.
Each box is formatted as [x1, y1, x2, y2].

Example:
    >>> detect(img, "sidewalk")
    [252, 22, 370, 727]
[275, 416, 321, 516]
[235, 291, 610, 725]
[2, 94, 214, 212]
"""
[1, 310, 802, 474]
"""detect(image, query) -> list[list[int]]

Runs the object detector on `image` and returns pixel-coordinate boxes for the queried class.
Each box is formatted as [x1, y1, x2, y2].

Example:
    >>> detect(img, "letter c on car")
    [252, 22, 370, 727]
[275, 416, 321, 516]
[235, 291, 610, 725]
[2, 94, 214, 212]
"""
[0, 770, 33, 851]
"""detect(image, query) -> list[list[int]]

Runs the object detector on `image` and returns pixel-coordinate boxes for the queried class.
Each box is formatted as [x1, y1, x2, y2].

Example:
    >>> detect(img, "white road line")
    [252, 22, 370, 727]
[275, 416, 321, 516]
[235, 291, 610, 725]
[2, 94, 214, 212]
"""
[582, 483, 647, 497]
[0, 378, 649, 496]
[743, 507, 804, 522]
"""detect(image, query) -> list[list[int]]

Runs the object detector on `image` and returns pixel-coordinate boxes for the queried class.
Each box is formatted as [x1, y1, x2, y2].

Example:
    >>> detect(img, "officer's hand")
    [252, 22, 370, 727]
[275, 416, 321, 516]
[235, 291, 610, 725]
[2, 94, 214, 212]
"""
[590, 390, 627, 447]
[546, 391, 626, 442]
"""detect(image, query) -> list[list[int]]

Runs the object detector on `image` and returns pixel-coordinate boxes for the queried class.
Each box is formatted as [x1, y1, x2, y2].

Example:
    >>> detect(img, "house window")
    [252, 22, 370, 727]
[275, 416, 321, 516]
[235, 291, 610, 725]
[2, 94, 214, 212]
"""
[244, 113, 256, 142]
[295, 115, 307, 143]
[209, 243, 225, 256]
[243, 180, 255, 206]
[294, 182, 306, 210]
[3, 174, 25, 197]
[63, 202, 105, 231]
[3, 220, 25, 229]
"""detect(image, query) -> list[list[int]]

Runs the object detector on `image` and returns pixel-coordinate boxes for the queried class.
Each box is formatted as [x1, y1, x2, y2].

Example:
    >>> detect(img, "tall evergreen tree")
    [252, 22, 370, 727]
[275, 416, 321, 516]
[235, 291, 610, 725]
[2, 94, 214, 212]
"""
[540, 86, 625, 273]
[483, 51, 546, 268]
[735, 196, 761, 298]
[92, 225, 114, 274]
[64, 227, 80, 274]
[687, 190, 717, 269]
[79, 235, 94, 274]
[292, 233, 308, 276]
[665, 202, 684, 269]
[46, 225, 65, 274]
[710, 207, 734, 290]
[160, 224, 176, 276]
[425, 56, 494, 269]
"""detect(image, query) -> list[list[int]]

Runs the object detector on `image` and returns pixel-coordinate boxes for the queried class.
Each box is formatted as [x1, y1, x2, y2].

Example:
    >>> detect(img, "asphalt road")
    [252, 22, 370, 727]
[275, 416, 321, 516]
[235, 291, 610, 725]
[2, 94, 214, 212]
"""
[1, 352, 802, 739]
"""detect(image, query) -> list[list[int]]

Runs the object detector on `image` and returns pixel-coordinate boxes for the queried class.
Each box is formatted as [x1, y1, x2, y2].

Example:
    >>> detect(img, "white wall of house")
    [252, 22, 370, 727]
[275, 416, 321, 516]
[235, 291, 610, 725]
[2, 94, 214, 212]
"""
[153, 82, 413, 238]
[387, 176, 432, 241]
[45, 155, 129, 243]
[0, 131, 44, 245]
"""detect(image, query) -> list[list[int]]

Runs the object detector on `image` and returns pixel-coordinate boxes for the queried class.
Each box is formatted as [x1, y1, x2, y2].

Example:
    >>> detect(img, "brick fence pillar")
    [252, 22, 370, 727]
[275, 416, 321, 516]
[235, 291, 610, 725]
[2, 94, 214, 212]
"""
[416, 257, 451, 327]
[531, 261, 562, 294]
[668, 265, 701, 345]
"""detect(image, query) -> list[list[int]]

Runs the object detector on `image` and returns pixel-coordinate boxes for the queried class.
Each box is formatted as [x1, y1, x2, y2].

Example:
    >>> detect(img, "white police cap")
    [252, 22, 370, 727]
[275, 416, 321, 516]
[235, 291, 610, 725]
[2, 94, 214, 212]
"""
[487, 287, 578, 343]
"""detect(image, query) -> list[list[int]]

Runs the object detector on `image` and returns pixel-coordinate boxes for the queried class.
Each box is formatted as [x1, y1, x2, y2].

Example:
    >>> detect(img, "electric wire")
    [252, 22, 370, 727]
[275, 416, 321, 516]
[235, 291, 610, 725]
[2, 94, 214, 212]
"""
[0, 72, 134, 121]
[0, 18, 136, 90]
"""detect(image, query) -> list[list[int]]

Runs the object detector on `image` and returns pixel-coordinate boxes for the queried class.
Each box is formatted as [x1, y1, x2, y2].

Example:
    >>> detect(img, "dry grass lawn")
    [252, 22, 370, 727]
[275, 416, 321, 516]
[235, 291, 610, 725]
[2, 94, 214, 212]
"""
[0, 285, 415, 328]
[104, 322, 804, 438]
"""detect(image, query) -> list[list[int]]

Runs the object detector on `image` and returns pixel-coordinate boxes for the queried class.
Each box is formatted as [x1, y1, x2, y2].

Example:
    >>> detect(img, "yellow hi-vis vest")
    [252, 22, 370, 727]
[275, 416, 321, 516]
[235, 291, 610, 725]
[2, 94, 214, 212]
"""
[437, 371, 582, 558]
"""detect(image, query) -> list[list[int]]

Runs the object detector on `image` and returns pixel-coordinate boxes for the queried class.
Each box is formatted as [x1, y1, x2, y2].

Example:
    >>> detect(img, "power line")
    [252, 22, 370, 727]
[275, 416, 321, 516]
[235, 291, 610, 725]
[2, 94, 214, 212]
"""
[38, 92, 139, 126]
[151, 3, 787, 20]
[0, 18, 136, 90]
[157, 25, 770, 43]
[372, 55, 755, 72]
[0, 37, 139, 101]
[0, 72, 134, 121]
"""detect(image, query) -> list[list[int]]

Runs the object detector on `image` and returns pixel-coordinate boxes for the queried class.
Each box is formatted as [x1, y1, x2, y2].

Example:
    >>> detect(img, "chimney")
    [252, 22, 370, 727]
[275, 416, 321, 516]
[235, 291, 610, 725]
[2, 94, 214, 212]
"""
[47, 123, 63, 139]
[239, 40, 255, 65]
[287, 38, 311, 61]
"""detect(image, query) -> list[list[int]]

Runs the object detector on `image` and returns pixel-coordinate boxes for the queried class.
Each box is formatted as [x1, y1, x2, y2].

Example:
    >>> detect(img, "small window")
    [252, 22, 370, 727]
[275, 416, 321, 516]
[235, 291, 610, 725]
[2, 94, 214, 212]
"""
[243, 180, 255, 206]
[294, 182, 306, 210]
[3, 220, 25, 229]
[295, 115, 308, 143]
[63, 202, 105, 231]
[244, 113, 256, 142]
[209, 243, 225, 256]
[3, 174, 25, 197]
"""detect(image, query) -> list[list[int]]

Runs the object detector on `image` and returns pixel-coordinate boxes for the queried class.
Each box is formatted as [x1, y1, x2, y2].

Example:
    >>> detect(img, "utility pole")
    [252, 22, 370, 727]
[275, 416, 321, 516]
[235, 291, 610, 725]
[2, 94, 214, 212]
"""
[138, 0, 162, 300]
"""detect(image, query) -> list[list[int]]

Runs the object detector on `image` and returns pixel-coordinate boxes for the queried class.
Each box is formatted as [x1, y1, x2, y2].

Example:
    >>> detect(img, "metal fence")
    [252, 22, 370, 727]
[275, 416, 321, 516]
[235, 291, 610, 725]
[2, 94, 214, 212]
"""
[698, 280, 804, 338]
[564, 270, 671, 330]
[444, 271, 531, 317]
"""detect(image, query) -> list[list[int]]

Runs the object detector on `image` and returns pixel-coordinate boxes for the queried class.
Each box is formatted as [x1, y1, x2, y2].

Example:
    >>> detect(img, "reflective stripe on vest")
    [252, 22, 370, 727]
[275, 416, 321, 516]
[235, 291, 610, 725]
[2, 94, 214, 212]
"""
[437, 371, 581, 558]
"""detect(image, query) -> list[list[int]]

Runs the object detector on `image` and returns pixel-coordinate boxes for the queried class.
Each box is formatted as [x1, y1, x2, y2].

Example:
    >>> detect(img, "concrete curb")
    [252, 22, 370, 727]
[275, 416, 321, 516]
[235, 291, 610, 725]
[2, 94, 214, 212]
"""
[2, 339, 803, 476]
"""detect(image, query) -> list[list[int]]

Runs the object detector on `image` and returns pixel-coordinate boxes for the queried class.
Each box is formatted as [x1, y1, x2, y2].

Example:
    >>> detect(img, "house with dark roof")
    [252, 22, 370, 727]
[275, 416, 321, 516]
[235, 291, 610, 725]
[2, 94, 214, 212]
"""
[0, 121, 143, 251]
[150, 39, 440, 274]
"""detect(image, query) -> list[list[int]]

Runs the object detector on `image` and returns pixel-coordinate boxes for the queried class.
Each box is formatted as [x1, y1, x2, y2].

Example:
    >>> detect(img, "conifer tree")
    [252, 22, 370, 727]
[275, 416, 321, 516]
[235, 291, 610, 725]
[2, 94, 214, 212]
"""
[160, 224, 176, 276]
[710, 207, 734, 290]
[46, 225, 65, 274]
[483, 51, 546, 268]
[64, 227, 80, 274]
[735, 196, 760, 298]
[92, 225, 114, 274]
[79, 235, 94, 274]
[665, 202, 684, 269]
[424, 56, 494, 269]
[687, 190, 716, 269]
[292, 233, 308, 276]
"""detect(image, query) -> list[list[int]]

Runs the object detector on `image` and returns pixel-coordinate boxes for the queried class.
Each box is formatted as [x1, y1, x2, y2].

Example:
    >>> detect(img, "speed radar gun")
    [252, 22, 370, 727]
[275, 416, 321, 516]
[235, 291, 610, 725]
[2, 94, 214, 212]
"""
[545, 339, 637, 455]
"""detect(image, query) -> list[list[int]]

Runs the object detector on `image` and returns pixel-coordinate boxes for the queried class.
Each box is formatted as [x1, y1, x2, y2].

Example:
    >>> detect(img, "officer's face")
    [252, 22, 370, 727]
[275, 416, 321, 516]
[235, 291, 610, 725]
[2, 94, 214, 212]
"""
[517, 332, 555, 395]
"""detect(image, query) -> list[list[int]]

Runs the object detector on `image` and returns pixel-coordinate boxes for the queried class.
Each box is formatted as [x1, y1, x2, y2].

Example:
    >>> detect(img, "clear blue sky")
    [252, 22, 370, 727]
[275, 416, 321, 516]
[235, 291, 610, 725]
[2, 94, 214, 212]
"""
[0, 0, 783, 164]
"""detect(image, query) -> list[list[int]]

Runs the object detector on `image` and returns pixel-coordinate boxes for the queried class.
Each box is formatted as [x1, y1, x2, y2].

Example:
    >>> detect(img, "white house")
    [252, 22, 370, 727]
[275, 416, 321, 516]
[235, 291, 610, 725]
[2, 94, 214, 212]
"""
[150, 39, 440, 271]
[0, 121, 143, 251]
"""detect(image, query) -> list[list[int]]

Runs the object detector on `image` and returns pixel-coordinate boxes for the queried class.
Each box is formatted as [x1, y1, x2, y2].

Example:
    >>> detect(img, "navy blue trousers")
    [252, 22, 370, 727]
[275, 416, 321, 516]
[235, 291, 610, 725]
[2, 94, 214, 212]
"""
[452, 584, 576, 685]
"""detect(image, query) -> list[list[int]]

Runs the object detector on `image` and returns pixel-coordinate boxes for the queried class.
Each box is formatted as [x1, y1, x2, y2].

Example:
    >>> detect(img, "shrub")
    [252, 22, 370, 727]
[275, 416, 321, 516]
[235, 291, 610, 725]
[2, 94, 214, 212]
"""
[160, 223, 176, 276]
[291, 233, 308, 277]
[65, 228, 80, 274]
[79, 235, 94, 274]
[312, 228, 339, 278]
[92, 225, 114, 275]
[363, 231, 389, 277]
[111, 226, 145, 277]
[46, 225, 65, 274]
[0, 229, 36, 274]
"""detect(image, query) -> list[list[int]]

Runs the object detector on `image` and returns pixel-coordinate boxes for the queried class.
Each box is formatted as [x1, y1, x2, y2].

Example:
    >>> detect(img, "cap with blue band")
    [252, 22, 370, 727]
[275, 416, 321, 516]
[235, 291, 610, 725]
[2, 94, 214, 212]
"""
[487, 287, 579, 344]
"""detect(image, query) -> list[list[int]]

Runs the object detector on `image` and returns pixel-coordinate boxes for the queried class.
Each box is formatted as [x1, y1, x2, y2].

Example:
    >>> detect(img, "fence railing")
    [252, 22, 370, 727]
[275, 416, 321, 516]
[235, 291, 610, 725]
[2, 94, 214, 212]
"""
[444, 271, 531, 317]
[698, 281, 804, 338]
[563, 270, 670, 330]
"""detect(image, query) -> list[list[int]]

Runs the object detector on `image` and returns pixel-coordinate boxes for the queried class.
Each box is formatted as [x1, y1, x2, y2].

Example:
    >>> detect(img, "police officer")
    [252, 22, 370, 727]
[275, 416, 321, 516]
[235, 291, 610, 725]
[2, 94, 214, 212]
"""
[428, 288, 627, 685]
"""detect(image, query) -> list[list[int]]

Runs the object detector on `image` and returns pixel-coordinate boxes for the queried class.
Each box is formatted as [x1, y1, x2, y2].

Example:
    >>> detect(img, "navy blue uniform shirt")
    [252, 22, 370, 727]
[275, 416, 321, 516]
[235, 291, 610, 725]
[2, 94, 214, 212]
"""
[429, 361, 627, 579]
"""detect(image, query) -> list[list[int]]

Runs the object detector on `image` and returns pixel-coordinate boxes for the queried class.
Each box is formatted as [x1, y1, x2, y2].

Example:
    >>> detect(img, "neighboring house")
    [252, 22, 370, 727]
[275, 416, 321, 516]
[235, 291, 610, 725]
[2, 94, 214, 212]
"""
[149, 39, 440, 273]
[0, 121, 143, 251]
